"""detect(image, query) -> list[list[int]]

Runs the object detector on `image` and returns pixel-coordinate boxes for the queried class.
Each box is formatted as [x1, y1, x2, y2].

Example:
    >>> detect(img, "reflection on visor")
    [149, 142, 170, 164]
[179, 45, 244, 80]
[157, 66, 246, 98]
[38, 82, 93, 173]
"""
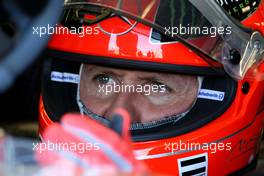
[64, 0, 264, 80]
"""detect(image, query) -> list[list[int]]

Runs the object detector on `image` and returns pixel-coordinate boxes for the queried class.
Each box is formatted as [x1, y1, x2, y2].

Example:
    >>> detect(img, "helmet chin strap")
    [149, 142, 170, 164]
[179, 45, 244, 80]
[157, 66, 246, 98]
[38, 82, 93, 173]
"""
[76, 64, 204, 130]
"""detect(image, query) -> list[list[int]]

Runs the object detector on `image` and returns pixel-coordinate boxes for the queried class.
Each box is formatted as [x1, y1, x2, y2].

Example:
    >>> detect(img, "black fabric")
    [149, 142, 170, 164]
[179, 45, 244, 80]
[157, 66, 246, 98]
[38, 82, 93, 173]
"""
[0, 57, 43, 123]
[42, 58, 80, 122]
[12, 0, 48, 17]
[42, 54, 237, 142]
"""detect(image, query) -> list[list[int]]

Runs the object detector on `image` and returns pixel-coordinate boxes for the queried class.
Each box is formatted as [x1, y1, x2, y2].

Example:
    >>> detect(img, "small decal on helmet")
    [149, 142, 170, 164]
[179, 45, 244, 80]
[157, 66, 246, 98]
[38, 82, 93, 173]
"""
[51, 71, 79, 84]
[178, 153, 208, 176]
[198, 89, 225, 101]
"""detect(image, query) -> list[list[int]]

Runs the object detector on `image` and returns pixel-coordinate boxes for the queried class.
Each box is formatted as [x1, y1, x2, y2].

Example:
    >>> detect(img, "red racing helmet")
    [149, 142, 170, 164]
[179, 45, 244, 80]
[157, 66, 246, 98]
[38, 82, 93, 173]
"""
[39, 0, 264, 175]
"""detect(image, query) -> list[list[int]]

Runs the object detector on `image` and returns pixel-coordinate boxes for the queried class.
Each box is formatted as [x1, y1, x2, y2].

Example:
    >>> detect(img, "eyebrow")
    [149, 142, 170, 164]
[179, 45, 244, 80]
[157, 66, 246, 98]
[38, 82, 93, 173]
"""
[85, 64, 179, 82]
[137, 73, 174, 81]
[85, 65, 125, 77]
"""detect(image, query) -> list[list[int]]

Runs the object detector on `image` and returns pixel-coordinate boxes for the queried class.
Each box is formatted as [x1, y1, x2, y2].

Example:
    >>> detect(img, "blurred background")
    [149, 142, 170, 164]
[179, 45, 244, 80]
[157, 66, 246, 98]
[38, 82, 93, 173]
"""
[0, 58, 42, 138]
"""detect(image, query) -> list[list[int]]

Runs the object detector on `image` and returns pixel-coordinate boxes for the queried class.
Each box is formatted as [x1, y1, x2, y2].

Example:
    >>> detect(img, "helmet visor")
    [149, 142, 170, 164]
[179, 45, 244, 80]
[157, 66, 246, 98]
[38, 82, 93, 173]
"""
[64, 0, 264, 80]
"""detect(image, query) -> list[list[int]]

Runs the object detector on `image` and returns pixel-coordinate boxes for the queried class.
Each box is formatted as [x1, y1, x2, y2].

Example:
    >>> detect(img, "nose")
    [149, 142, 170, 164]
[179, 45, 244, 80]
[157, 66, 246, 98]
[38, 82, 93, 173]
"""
[103, 92, 140, 123]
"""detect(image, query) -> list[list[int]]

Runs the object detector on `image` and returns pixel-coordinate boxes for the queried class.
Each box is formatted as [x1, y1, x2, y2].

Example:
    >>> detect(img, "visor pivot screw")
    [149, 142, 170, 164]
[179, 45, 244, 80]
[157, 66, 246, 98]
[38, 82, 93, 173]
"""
[242, 82, 250, 94]
[253, 40, 261, 50]
[229, 49, 241, 65]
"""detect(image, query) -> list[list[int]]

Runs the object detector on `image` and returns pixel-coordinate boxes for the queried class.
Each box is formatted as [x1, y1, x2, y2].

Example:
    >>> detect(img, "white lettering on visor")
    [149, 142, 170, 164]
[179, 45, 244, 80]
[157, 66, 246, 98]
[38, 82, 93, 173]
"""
[51, 71, 79, 84]
[198, 89, 225, 101]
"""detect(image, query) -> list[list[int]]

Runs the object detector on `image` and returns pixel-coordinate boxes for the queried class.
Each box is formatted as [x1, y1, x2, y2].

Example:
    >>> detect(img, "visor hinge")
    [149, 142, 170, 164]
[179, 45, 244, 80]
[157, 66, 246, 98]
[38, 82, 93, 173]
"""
[239, 31, 264, 77]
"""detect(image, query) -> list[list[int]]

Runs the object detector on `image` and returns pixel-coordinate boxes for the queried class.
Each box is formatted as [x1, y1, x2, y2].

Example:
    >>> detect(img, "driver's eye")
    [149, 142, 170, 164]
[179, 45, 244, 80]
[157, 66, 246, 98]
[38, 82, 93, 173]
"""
[150, 81, 171, 93]
[94, 74, 115, 85]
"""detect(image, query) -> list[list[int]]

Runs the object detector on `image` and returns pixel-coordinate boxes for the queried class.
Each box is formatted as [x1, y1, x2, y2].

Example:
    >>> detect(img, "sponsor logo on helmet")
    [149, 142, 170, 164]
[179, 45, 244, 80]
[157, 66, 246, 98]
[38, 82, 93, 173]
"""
[51, 71, 79, 84]
[198, 89, 225, 101]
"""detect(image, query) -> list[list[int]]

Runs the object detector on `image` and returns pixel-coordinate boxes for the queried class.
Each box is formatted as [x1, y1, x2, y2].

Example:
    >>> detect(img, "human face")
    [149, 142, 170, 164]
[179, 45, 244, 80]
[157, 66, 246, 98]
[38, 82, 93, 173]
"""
[79, 64, 199, 123]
